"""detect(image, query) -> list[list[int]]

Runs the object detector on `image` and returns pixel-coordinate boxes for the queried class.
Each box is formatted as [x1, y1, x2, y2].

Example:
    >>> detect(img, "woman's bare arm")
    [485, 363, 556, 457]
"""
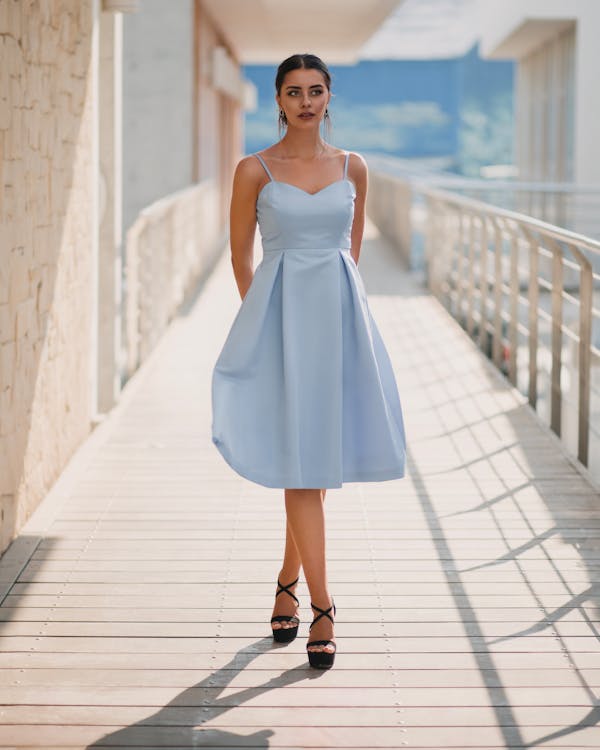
[229, 156, 261, 300]
[348, 152, 368, 266]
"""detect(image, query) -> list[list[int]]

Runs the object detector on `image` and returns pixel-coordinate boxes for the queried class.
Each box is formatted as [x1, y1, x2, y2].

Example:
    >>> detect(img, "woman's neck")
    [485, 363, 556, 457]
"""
[277, 132, 329, 159]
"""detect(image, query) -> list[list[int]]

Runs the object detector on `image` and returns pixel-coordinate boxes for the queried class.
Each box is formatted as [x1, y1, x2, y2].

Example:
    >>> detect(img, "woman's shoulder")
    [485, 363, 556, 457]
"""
[344, 150, 368, 182]
[233, 152, 268, 186]
[344, 149, 367, 167]
[236, 151, 262, 169]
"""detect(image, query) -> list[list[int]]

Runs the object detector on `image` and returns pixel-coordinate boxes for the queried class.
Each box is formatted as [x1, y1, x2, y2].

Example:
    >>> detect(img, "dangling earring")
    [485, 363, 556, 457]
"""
[277, 108, 287, 139]
[322, 107, 331, 142]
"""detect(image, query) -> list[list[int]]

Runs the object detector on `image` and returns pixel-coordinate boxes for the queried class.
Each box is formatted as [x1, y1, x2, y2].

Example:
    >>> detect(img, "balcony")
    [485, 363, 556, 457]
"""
[2, 206, 600, 747]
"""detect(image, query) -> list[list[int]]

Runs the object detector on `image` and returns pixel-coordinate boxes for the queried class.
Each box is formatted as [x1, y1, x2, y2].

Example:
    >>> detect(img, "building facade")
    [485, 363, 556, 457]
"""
[479, 0, 600, 184]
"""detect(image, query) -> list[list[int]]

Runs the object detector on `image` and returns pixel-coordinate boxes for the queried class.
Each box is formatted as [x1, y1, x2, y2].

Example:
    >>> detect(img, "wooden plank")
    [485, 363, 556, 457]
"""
[5, 606, 600, 625]
[0, 704, 598, 727]
[0, 667, 593, 689]
[0, 724, 599, 747]
[0, 619, 596, 638]
[3, 593, 598, 610]
[0, 684, 594, 706]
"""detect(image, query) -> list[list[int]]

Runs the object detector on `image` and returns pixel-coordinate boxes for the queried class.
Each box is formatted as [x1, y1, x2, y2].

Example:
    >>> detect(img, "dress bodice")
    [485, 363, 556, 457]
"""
[254, 152, 356, 253]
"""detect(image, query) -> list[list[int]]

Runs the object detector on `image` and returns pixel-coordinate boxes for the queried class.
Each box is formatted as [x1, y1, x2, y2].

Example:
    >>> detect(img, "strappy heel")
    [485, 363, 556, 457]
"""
[270, 576, 300, 643]
[306, 599, 336, 669]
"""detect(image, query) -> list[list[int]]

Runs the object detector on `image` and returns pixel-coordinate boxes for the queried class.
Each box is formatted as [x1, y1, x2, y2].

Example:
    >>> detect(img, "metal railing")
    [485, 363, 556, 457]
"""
[368, 166, 600, 479]
[366, 153, 600, 241]
[425, 186, 599, 471]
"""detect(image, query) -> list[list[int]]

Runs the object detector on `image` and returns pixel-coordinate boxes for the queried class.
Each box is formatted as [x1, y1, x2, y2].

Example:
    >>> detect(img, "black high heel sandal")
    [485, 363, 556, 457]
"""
[306, 599, 336, 669]
[270, 576, 300, 643]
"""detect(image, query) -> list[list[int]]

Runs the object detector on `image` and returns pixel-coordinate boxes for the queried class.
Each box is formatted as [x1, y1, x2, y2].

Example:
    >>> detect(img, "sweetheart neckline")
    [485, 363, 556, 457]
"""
[257, 178, 355, 201]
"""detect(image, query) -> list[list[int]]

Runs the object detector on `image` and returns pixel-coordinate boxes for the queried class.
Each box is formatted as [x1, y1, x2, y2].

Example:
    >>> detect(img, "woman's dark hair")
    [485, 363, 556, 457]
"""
[275, 53, 332, 140]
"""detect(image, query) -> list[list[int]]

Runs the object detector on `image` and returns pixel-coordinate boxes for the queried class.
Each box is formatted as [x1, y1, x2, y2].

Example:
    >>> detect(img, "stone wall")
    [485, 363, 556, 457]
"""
[0, 1, 96, 554]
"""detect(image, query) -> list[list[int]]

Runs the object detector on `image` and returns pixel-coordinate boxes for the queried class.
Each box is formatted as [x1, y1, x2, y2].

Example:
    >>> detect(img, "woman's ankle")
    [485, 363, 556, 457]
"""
[278, 568, 300, 586]
[308, 591, 332, 611]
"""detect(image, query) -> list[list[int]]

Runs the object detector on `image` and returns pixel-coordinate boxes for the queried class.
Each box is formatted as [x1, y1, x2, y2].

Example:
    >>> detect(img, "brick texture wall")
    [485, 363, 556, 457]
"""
[0, 1, 96, 555]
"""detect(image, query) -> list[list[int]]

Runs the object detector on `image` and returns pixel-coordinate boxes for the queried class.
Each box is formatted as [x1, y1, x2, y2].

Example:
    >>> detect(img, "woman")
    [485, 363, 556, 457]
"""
[211, 53, 406, 669]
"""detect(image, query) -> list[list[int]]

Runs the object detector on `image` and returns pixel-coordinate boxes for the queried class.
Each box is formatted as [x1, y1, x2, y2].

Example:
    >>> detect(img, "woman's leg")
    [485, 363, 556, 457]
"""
[284, 488, 334, 653]
[270, 517, 302, 631]
[271, 489, 328, 630]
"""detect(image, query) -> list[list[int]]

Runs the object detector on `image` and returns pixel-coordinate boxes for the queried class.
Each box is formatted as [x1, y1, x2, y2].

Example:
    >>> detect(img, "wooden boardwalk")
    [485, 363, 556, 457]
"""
[1, 218, 600, 748]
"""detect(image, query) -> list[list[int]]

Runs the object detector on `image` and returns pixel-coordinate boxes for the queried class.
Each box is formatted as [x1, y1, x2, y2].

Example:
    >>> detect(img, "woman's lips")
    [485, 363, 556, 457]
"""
[299, 113, 315, 118]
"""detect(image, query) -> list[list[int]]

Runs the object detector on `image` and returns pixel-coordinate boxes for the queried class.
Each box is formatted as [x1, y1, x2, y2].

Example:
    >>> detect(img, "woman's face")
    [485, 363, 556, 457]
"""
[276, 67, 331, 127]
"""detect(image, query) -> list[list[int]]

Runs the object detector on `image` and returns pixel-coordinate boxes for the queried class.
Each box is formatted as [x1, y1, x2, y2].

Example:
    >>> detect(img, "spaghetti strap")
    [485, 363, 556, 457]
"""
[343, 151, 350, 179]
[254, 153, 274, 181]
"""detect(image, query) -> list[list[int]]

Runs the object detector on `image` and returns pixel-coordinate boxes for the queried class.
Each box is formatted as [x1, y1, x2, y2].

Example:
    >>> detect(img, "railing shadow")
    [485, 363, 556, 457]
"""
[402, 319, 600, 745]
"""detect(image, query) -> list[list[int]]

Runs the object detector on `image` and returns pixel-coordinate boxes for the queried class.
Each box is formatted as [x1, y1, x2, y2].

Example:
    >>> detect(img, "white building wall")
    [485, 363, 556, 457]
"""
[573, 6, 600, 183]
[122, 0, 194, 234]
[516, 26, 575, 181]
[479, 0, 600, 184]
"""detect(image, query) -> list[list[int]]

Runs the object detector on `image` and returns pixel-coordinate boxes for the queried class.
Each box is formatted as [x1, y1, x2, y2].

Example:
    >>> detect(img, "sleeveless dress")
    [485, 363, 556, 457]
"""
[211, 150, 406, 489]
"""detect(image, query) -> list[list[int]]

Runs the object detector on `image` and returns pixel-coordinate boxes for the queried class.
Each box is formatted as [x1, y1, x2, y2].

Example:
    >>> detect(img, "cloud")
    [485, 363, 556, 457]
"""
[244, 100, 453, 155]
[371, 102, 450, 127]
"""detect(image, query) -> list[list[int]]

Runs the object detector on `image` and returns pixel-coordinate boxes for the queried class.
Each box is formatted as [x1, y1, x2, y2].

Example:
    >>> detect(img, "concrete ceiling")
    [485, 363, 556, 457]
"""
[362, 0, 480, 60]
[480, 18, 575, 59]
[202, 0, 405, 64]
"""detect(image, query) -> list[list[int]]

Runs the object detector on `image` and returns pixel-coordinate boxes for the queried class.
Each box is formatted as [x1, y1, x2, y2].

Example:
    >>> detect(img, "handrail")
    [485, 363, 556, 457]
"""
[366, 153, 600, 239]
[370, 171, 599, 474]
[365, 153, 600, 193]
[420, 184, 600, 253]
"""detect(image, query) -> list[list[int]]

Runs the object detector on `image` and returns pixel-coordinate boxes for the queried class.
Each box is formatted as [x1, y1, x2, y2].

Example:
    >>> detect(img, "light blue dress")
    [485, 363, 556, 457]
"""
[211, 151, 406, 489]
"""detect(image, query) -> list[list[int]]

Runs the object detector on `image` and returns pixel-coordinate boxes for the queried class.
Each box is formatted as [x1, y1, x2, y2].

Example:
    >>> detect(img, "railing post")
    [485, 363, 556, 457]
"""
[466, 215, 476, 337]
[573, 247, 593, 467]
[423, 195, 433, 293]
[549, 237, 564, 438]
[508, 228, 519, 386]
[457, 210, 467, 323]
[478, 216, 489, 352]
[449, 208, 461, 317]
[522, 227, 539, 410]
[492, 217, 504, 369]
